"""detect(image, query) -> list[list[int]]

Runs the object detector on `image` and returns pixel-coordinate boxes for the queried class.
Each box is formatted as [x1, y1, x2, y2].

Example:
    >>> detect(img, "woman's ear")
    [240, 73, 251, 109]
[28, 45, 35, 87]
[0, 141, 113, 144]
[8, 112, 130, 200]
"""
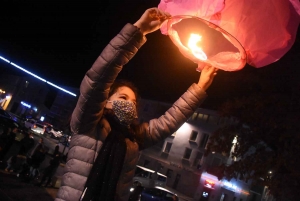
[105, 100, 112, 109]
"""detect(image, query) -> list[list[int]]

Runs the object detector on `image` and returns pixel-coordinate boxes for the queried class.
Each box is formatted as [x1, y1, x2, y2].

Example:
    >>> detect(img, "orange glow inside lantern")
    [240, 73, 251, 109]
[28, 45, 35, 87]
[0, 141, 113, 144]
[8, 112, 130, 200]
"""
[188, 34, 207, 61]
[167, 16, 247, 71]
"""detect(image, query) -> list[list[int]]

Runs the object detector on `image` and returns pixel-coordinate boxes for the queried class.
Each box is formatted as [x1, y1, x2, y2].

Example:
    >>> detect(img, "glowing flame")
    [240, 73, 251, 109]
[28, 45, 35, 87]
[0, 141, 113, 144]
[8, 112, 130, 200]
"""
[188, 34, 207, 60]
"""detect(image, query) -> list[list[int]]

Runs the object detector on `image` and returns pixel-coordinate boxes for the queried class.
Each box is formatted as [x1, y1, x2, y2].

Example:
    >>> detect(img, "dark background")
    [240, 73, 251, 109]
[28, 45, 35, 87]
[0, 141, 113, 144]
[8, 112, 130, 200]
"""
[0, 0, 299, 110]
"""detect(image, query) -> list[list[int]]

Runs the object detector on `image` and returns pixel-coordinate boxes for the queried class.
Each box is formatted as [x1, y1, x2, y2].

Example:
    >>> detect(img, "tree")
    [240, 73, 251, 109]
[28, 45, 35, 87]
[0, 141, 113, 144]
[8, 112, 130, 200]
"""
[206, 38, 300, 200]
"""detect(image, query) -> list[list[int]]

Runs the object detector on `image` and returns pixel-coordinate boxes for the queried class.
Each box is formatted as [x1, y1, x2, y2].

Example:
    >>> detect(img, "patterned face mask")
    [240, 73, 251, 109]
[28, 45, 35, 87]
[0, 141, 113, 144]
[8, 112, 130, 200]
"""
[107, 100, 138, 126]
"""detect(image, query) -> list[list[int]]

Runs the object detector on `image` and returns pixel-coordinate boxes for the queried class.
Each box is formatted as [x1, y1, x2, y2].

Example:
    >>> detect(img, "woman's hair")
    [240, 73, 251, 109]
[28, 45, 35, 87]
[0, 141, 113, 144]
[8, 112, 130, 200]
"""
[109, 79, 140, 105]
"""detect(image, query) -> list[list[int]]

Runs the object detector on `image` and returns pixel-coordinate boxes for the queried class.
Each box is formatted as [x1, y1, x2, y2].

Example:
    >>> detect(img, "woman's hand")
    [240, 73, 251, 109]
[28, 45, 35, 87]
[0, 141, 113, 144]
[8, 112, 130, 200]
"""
[134, 8, 171, 35]
[197, 65, 218, 91]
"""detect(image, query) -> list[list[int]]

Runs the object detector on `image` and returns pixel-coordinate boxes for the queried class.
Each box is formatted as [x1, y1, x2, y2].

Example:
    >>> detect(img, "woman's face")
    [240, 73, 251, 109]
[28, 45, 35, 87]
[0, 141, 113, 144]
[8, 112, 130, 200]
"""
[105, 86, 137, 109]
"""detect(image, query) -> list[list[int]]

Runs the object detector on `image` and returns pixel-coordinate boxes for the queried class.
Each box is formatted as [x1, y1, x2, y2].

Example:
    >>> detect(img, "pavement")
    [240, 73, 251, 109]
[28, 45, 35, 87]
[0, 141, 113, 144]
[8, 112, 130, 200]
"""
[0, 168, 58, 201]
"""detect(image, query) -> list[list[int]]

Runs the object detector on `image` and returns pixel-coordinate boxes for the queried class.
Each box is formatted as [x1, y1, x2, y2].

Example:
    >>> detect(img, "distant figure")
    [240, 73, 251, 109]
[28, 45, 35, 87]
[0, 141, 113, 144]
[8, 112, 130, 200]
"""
[30, 138, 44, 158]
[5, 155, 17, 172]
[18, 132, 35, 156]
[0, 126, 17, 161]
[38, 153, 61, 187]
[29, 146, 46, 181]
[52, 144, 59, 157]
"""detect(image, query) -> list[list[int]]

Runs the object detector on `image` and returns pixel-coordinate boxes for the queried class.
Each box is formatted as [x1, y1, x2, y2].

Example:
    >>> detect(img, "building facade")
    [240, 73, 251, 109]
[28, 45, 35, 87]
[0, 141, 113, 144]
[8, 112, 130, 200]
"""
[137, 99, 263, 201]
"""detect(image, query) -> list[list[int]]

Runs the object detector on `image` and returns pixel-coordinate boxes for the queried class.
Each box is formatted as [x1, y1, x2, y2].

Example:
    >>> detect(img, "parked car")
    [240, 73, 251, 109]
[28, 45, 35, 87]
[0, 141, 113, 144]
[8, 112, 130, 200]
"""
[24, 119, 37, 129]
[31, 122, 45, 135]
[0, 115, 27, 143]
[0, 116, 19, 128]
[48, 127, 63, 139]
[0, 109, 12, 119]
[133, 165, 167, 188]
[129, 186, 178, 201]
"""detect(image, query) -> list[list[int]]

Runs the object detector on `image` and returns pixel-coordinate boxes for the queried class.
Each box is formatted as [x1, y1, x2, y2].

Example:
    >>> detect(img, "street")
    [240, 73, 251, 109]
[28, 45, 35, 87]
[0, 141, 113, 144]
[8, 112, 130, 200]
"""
[0, 169, 57, 201]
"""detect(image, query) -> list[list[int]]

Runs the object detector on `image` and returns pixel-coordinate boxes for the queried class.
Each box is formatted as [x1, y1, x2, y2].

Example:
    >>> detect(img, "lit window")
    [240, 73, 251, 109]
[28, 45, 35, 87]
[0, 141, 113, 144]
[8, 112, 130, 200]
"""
[189, 130, 198, 141]
[164, 142, 172, 154]
[198, 114, 209, 122]
[191, 112, 198, 120]
[183, 148, 192, 159]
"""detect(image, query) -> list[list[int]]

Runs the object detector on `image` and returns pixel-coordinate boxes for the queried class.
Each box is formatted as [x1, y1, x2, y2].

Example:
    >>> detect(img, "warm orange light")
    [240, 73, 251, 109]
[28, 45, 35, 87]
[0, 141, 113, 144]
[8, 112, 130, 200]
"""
[205, 180, 215, 184]
[187, 33, 207, 61]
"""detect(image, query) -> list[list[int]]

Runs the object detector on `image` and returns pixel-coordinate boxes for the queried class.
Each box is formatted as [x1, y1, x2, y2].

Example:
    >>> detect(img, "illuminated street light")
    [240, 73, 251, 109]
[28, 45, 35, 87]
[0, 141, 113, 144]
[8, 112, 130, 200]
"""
[0, 55, 77, 97]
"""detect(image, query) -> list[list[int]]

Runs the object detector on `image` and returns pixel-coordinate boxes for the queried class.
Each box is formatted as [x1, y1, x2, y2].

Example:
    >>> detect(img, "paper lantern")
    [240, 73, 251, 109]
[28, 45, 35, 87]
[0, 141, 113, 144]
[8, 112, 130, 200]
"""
[167, 15, 247, 71]
[159, 0, 300, 71]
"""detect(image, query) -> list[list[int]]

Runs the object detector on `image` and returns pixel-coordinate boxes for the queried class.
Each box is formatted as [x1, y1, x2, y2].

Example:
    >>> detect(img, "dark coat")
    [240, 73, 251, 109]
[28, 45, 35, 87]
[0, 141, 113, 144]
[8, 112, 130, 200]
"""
[55, 24, 207, 201]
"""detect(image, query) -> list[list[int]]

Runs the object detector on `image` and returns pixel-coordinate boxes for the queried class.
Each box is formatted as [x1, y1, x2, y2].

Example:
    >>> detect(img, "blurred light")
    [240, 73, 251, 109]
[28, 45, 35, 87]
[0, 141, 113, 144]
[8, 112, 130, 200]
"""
[204, 180, 215, 189]
[201, 172, 219, 183]
[6, 95, 11, 99]
[10, 62, 46, 82]
[188, 34, 207, 60]
[40, 116, 45, 121]
[33, 107, 38, 112]
[176, 122, 192, 133]
[46, 81, 76, 97]
[0, 55, 77, 97]
[21, 101, 31, 108]
[130, 188, 134, 192]
[0, 56, 10, 63]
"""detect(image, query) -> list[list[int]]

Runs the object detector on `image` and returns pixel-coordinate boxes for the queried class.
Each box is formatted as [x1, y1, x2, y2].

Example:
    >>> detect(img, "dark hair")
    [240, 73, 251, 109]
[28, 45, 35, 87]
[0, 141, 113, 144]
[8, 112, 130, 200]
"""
[109, 79, 140, 105]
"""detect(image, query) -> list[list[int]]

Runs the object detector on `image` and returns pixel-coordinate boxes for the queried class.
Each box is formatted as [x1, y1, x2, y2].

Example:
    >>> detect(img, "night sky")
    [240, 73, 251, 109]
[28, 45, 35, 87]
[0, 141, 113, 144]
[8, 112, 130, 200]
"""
[0, 0, 299, 110]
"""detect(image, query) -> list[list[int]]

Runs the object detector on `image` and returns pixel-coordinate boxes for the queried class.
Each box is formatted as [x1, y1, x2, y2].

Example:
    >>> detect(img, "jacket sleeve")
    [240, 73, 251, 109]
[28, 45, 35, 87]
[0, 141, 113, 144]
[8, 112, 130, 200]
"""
[140, 83, 207, 149]
[71, 24, 146, 135]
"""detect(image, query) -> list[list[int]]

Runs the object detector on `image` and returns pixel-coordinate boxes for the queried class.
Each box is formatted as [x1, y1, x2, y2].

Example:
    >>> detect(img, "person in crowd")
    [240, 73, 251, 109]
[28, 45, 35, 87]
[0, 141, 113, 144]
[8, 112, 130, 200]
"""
[18, 131, 35, 156]
[0, 126, 17, 161]
[52, 143, 59, 157]
[29, 137, 44, 157]
[38, 152, 61, 187]
[56, 8, 218, 201]
[5, 131, 34, 172]
[28, 146, 46, 181]
[5, 155, 17, 172]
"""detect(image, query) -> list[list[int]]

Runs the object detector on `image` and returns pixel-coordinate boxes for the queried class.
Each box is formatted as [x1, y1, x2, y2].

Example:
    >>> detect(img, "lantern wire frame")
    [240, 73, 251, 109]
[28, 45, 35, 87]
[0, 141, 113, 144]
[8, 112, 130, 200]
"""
[167, 15, 247, 71]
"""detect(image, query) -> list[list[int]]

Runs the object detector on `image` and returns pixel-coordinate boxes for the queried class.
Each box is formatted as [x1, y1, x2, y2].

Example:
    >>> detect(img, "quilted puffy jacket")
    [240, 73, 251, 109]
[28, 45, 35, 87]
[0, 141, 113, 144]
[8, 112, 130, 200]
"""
[55, 23, 207, 201]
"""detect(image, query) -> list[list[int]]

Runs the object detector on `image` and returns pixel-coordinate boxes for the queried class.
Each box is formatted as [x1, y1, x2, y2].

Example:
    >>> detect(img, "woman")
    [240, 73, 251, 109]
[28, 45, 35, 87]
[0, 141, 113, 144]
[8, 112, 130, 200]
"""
[55, 8, 217, 201]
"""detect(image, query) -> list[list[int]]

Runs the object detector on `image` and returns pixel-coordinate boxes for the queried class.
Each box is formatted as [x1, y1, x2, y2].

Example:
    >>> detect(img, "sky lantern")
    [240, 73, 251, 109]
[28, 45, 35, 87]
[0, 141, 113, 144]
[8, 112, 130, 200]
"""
[159, 0, 300, 71]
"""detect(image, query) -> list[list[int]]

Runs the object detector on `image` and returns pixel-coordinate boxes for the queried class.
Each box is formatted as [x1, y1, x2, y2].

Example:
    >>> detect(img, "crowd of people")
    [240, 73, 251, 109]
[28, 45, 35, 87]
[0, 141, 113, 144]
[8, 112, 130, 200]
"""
[0, 124, 62, 187]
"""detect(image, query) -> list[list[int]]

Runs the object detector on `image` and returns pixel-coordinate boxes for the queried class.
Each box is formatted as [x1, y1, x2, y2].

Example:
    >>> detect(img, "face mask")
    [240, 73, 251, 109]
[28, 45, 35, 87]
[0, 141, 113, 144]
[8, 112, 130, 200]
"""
[107, 100, 138, 126]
